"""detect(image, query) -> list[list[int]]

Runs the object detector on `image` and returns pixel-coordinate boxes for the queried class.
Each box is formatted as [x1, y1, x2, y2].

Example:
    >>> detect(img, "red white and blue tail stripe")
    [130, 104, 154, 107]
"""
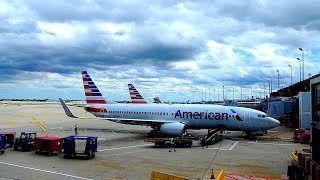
[128, 84, 148, 104]
[82, 71, 107, 104]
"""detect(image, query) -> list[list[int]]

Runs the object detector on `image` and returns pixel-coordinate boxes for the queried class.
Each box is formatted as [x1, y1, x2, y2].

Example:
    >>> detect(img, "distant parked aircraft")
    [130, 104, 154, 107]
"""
[128, 84, 149, 104]
[59, 71, 280, 136]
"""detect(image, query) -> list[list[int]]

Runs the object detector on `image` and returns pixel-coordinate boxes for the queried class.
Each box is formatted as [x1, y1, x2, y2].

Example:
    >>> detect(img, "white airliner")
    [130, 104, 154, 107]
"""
[59, 71, 280, 136]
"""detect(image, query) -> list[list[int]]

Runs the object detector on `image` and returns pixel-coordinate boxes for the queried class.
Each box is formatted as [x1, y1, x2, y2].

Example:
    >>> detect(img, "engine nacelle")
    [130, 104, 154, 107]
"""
[160, 122, 186, 136]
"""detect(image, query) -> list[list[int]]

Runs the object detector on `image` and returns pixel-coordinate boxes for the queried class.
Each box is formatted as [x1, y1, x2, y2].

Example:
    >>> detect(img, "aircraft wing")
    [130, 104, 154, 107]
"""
[59, 98, 176, 126]
[102, 118, 175, 126]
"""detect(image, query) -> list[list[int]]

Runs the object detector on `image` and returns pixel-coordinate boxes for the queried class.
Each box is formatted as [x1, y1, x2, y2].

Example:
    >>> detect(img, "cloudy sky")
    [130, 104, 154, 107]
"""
[0, 0, 319, 102]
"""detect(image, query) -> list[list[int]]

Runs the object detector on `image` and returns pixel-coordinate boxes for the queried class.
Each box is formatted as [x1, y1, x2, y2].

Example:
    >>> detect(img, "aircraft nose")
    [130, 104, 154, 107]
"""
[269, 118, 280, 128]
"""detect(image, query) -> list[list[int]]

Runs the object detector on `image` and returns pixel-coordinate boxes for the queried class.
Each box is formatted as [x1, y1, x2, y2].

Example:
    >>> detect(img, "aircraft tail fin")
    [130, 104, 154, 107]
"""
[128, 83, 148, 104]
[82, 71, 107, 104]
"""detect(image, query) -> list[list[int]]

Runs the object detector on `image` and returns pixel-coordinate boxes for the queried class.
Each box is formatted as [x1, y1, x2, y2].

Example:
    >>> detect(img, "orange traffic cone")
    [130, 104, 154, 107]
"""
[210, 169, 215, 179]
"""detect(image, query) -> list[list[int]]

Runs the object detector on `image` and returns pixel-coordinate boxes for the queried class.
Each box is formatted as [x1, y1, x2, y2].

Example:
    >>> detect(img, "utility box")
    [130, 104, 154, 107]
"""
[299, 92, 311, 130]
[34, 136, 63, 155]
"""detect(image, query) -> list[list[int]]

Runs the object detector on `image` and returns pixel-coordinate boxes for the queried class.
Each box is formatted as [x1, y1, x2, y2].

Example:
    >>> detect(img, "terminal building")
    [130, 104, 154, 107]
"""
[310, 76, 320, 177]
[267, 74, 320, 129]
[271, 73, 320, 178]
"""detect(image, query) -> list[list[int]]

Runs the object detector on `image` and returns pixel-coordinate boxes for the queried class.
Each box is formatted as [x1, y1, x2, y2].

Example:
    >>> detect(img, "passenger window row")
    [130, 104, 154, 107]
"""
[108, 111, 236, 118]
[109, 111, 170, 116]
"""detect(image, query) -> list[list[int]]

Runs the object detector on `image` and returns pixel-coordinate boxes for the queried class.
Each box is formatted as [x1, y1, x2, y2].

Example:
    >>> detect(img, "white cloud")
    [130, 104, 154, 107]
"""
[1, 0, 320, 101]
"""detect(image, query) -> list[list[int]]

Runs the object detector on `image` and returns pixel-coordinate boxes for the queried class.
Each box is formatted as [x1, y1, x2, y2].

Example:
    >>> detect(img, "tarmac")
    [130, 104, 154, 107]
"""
[0, 101, 309, 180]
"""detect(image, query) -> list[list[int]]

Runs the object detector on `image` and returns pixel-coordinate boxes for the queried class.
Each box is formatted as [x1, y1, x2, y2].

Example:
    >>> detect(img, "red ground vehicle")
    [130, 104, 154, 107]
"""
[34, 136, 63, 156]
[293, 128, 310, 143]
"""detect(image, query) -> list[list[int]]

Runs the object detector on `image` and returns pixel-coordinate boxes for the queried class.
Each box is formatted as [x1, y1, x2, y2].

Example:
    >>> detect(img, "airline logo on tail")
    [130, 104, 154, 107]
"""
[82, 71, 107, 104]
[128, 84, 148, 104]
[230, 109, 243, 121]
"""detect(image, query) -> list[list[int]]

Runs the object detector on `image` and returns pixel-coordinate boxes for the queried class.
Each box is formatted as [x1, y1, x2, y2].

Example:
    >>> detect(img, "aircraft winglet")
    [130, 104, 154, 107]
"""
[59, 98, 77, 118]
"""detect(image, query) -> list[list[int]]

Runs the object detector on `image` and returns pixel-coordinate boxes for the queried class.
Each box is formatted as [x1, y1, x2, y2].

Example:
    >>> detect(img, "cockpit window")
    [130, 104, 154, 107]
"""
[258, 114, 269, 118]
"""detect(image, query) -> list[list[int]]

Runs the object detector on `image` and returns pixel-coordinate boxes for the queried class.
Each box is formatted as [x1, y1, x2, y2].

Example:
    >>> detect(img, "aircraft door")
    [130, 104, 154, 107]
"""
[243, 111, 250, 123]
[167, 107, 173, 119]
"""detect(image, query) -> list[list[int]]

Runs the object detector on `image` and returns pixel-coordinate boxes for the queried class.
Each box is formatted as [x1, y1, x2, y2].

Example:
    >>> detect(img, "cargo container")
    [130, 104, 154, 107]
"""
[34, 136, 63, 155]
[0, 134, 6, 154]
[63, 136, 97, 159]
[0, 132, 16, 148]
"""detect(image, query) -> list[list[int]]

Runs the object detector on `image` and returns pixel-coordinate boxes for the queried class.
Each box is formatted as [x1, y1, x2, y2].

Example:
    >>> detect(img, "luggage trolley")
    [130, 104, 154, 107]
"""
[34, 136, 63, 156]
[63, 136, 97, 159]
[0, 134, 7, 154]
[0, 132, 16, 148]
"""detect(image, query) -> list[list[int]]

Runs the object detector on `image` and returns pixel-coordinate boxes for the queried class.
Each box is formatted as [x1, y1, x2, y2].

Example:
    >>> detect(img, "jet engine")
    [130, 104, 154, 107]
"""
[160, 122, 186, 136]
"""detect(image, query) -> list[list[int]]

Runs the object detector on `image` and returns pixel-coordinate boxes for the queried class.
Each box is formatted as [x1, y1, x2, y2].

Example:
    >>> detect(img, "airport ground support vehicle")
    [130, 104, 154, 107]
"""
[200, 129, 223, 146]
[0, 134, 7, 154]
[287, 151, 311, 180]
[0, 132, 16, 148]
[34, 136, 63, 156]
[63, 136, 97, 159]
[293, 128, 310, 143]
[14, 132, 37, 151]
[144, 135, 193, 148]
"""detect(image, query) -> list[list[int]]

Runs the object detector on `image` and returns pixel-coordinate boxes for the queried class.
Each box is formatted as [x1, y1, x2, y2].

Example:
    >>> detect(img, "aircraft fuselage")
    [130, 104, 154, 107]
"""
[85, 103, 279, 132]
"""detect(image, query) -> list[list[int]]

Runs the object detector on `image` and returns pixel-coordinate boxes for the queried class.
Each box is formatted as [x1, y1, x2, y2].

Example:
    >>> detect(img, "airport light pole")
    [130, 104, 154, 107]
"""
[218, 88, 220, 102]
[240, 85, 242, 101]
[259, 84, 262, 99]
[299, 48, 304, 81]
[267, 80, 270, 96]
[268, 77, 272, 94]
[276, 70, 280, 90]
[288, 65, 292, 85]
[222, 86, 225, 101]
[296, 58, 301, 82]
[263, 83, 266, 98]
[233, 88, 235, 101]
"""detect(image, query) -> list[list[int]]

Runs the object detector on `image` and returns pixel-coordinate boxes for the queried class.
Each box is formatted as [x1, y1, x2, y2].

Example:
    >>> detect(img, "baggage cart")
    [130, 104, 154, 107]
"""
[63, 136, 97, 159]
[0, 132, 16, 148]
[34, 136, 63, 156]
[0, 134, 6, 154]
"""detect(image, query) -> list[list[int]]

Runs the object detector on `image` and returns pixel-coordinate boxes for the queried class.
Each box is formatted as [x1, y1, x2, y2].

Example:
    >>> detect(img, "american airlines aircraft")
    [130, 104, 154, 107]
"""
[59, 71, 280, 136]
[128, 84, 149, 104]
[128, 83, 162, 104]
